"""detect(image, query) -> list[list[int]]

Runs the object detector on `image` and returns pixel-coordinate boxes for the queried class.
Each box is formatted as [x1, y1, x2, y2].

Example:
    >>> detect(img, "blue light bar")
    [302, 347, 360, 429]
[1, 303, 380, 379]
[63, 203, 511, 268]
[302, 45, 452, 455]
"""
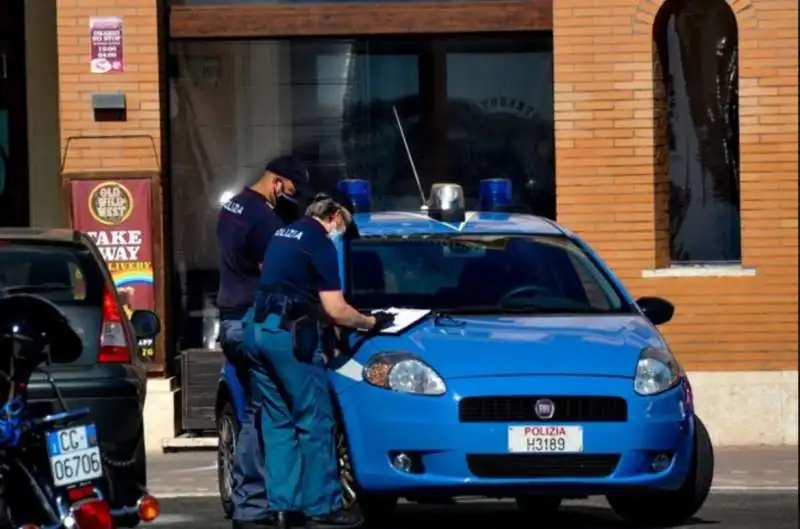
[337, 179, 372, 213]
[478, 178, 512, 212]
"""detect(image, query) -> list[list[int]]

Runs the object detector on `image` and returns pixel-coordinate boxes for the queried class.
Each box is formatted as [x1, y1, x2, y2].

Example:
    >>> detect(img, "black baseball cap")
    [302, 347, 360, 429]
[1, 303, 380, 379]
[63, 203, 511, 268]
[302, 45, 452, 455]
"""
[265, 155, 311, 195]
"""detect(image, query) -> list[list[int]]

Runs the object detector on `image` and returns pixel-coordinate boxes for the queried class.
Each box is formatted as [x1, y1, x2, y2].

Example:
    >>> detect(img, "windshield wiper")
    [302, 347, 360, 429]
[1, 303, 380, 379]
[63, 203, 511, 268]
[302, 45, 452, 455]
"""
[437, 302, 612, 315]
[505, 302, 610, 314]
[432, 310, 467, 327]
[435, 305, 539, 315]
[2, 284, 74, 294]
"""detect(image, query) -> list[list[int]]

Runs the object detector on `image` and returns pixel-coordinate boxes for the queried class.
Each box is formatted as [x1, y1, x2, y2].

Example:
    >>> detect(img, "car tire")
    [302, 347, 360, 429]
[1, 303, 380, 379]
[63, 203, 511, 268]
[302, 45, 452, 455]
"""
[515, 495, 562, 515]
[335, 422, 398, 525]
[217, 401, 239, 520]
[607, 415, 714, 525]
[359, 494, 399, 525]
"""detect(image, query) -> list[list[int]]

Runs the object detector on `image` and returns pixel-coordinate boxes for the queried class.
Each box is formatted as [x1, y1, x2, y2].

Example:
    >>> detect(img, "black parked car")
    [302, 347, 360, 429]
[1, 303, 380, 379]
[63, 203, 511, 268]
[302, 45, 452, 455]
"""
[0, 228, 159, 527]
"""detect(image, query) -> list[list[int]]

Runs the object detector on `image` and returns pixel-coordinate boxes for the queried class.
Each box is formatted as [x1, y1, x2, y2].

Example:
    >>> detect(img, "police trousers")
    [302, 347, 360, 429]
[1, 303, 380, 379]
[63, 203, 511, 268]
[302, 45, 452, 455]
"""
[220, 317, 268, 522]
[244, 313, 343, 517]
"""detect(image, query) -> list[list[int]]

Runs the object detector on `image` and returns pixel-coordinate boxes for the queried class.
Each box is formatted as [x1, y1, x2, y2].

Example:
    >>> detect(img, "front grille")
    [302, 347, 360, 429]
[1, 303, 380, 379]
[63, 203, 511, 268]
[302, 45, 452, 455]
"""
[459, 396, 627, 423]
[467, 454, 620, 478]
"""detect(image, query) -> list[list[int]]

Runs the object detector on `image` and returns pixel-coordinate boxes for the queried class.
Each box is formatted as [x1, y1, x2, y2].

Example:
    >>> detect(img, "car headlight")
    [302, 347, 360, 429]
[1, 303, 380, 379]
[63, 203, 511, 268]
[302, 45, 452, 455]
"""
[363, 352, 446, 396]
[634, 347, 682, 396]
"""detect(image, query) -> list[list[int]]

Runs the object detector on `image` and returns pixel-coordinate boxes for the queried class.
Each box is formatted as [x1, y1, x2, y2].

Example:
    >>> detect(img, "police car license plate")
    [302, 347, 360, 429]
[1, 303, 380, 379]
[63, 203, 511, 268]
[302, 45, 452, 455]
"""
[508, 426, 584, 453]
[47, 424, 103, 487]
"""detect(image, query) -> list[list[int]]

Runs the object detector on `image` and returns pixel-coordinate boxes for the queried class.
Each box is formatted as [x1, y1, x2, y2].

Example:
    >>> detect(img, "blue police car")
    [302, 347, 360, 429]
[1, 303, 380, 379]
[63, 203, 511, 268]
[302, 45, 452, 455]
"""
[216, 179, 714, 526]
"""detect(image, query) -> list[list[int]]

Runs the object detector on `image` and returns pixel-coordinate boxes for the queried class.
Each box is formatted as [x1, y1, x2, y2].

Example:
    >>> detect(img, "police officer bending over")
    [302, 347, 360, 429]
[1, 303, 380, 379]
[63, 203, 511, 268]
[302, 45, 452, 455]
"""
[244, 194, 394, 529]
[216, 155, 310, 529]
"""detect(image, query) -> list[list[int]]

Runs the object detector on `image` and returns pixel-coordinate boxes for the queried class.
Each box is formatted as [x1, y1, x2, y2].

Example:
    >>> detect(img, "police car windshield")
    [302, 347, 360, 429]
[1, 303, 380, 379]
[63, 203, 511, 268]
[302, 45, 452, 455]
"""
[348, 235, 630, 314]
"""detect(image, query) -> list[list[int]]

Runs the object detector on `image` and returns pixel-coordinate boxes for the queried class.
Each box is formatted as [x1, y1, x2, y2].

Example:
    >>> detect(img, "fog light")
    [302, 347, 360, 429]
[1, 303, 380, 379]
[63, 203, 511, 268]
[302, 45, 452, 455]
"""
[392, 452, 413, 473]
[17, 524, 40, 529]
[138, 494, 161, 522]
[651, 452, 672, 472]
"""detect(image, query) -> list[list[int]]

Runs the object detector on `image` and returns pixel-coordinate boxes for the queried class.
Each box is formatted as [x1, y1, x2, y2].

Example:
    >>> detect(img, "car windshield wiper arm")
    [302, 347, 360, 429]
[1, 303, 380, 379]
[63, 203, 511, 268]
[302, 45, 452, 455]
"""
[435, 305, 541, 315]
[2, 284, 74, 294]
[500, 301, 614, 314]
[436, 303, 611, 315]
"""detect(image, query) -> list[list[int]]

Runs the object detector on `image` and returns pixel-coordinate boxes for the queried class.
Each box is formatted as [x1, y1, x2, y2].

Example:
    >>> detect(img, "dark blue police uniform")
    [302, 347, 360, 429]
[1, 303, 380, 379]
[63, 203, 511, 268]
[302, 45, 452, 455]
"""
[243, 216, 343, 518]
[217, 187, 283, 523]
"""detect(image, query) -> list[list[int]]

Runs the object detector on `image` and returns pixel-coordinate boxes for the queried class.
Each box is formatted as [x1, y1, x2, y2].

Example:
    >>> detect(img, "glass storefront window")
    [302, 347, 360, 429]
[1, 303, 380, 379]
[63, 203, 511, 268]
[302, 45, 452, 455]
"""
[0, 110, 7, 197]
[168, 34, 554, 349]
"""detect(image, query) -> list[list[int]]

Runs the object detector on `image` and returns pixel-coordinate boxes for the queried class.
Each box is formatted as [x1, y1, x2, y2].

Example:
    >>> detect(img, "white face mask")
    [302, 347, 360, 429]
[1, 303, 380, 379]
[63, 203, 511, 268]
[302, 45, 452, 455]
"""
[329, 227, 344, 241]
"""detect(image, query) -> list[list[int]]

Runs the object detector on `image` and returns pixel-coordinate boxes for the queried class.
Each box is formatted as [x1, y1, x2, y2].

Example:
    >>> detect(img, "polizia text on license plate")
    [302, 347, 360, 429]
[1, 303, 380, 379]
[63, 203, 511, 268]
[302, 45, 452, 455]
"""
[508, 425, 584, 453]
[46, 424, 104, 488]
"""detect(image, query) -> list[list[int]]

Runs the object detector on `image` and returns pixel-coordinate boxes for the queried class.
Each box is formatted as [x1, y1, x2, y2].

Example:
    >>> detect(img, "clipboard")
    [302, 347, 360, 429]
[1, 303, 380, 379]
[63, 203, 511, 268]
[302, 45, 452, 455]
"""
[358, 307, 432, 335]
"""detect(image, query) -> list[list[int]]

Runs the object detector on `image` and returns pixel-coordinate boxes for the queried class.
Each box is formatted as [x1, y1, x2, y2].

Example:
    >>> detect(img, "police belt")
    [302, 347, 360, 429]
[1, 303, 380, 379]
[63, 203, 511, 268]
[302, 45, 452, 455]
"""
[253, 292, 323, 324]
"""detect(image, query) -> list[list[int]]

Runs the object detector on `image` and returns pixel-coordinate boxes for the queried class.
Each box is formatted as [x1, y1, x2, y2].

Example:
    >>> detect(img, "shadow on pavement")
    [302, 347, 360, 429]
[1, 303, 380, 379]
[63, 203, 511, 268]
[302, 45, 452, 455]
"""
[155, 499, 722, 529]
[371, 503, 720, 529]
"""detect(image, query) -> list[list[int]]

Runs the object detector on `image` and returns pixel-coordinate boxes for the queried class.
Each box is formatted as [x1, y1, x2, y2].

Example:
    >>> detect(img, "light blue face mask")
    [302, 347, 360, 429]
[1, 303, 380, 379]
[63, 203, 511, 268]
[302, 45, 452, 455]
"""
[328, 228, 344, 242]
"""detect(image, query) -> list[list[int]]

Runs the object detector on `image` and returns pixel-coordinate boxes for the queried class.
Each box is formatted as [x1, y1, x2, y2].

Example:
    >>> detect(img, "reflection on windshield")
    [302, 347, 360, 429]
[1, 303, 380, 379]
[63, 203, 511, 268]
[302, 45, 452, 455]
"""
[349, 235, 628, 314]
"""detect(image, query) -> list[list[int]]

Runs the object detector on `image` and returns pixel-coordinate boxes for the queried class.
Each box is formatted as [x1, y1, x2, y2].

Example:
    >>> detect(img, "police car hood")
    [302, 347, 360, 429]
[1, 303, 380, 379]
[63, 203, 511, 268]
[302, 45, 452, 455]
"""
[359, 314, 665, 379]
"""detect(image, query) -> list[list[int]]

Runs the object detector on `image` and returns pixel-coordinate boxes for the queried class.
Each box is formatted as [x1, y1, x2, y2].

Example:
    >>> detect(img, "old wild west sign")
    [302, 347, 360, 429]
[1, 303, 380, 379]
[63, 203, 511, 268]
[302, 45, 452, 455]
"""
[70, 179, 156, 363]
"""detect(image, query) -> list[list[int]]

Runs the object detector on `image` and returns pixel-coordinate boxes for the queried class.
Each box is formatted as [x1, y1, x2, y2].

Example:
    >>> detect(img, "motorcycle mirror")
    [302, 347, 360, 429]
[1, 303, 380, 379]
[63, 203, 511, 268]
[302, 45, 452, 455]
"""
[0, 294, 83, 370]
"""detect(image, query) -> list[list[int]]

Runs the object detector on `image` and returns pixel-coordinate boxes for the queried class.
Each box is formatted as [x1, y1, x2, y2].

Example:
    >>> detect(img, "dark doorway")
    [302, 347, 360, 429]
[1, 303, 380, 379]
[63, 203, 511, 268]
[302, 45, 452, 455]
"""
[0, 0, 29, 227]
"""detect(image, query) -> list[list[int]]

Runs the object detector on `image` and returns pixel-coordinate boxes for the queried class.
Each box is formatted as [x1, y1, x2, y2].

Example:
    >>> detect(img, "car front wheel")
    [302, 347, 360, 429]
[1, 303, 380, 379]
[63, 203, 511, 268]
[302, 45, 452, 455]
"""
[217, 401, 239, 519]
[607, 416, 714, 525]
[336, 424, 398, 525]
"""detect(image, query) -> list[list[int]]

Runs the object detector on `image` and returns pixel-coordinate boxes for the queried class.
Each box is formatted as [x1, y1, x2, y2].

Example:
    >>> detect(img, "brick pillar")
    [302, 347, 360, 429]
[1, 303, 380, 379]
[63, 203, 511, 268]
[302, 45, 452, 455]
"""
[57, 0, 161, 172]
[56, 0, 168, 374]
[553, 0, 798, 371]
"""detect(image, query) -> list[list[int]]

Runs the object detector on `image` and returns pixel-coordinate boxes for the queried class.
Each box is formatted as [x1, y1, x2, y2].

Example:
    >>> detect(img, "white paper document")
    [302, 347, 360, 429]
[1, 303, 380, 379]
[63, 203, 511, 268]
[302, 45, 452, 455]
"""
[367, 307, 431, 334]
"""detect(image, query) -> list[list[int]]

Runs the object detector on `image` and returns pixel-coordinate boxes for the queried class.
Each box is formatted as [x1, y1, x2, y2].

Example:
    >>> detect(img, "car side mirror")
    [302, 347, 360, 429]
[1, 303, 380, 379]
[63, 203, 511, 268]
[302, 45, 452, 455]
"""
[636, 297, 675, 326]
[130, 310, 161, 339]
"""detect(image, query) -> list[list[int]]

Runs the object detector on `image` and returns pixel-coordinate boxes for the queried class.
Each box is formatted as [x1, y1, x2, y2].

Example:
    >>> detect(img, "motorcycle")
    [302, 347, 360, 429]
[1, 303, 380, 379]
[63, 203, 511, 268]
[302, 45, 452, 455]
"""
[0, 293, 160, 529]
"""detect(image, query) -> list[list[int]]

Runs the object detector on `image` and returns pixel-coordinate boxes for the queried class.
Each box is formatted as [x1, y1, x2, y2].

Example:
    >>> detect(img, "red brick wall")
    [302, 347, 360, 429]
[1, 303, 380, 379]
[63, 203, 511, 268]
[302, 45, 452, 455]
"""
[554, 0, 798, 370]
[57, 0, 160, 172]
[55, 0, 797, 372]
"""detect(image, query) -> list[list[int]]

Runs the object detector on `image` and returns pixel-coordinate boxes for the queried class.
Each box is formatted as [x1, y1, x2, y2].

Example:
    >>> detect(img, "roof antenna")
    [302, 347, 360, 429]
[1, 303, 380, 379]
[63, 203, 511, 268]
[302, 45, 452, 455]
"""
[392, 105, 428, 211]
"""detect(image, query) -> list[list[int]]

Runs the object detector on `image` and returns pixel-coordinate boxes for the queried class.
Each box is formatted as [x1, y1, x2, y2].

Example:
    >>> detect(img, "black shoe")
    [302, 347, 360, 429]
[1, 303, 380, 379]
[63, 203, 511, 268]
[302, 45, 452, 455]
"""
[275, 511, 289, 529]
[305, 509, 364, 529]
[274, 510, 307, 529]
[233, 513, 278, 529]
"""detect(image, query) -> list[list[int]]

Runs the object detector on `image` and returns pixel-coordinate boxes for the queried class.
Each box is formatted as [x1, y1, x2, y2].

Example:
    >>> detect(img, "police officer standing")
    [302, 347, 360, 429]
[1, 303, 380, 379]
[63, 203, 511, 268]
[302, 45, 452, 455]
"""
[217, 155, 310, 529]
[243, 194, 394, 529]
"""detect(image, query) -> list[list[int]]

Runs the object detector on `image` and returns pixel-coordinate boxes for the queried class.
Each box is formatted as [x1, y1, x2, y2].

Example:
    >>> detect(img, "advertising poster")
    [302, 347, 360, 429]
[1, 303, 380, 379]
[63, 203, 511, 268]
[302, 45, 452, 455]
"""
[70, 179, 156, 363]
[90, 16, 124, 74]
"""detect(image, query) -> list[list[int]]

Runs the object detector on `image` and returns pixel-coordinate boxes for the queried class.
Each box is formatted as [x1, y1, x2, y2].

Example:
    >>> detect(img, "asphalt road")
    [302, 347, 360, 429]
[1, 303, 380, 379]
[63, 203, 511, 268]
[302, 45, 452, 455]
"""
[147, 493, 800, 529]
[144, 447, 799, 529]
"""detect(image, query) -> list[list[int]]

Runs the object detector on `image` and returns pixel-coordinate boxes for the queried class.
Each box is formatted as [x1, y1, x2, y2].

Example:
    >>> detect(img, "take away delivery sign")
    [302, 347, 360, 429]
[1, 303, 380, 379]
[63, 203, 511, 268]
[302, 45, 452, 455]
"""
[70, 179, 156, 363]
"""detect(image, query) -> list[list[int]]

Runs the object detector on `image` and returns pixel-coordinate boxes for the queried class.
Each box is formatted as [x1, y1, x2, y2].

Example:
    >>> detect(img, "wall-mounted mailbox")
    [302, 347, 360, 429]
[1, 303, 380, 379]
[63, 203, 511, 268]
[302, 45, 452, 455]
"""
[91, 92, 127, 122]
